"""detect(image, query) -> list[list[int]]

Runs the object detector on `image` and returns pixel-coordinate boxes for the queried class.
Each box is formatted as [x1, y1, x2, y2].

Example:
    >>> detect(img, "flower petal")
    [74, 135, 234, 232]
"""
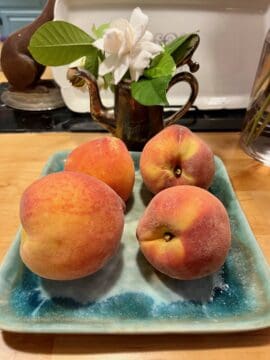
[110, 18, 130, 32]
[142, 31, 154, 42]
[136, 40, 164, 55]
[129, 67, 141, 82]
[130, 50, 153, 81]
[103, 28, 124, 54]
[99, 54, 118, 76]
[130, 7, 148, 43]
[118, 24, 135, 57]
[93, 38, 104, 51]
[113, 55, 130, 84]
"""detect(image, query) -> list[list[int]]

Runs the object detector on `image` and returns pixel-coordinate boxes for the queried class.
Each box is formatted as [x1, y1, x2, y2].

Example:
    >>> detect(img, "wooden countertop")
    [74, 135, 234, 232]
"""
[0, 131, 269, 359]
[0, 47, 270, 359]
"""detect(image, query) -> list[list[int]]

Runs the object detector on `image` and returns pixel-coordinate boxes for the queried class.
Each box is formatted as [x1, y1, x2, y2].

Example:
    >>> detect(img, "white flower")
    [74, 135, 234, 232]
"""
[93, 7, 163, 84]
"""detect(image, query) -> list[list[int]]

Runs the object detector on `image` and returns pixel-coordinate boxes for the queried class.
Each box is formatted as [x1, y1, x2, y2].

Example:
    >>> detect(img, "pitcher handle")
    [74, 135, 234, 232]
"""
[164, 72, 199, 127]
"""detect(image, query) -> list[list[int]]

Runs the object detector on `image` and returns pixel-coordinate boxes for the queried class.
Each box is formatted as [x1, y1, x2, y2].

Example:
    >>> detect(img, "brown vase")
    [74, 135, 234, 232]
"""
[114, 75, 198, 150]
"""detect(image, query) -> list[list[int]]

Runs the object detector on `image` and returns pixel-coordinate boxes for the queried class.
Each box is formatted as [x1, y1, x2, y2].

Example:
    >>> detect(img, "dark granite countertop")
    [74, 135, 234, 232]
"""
[0, 83, 245, 133]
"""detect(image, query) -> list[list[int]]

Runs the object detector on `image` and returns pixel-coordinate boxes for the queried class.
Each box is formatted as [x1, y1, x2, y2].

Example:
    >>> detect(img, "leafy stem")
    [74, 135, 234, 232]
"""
[244, 91, 270, 145]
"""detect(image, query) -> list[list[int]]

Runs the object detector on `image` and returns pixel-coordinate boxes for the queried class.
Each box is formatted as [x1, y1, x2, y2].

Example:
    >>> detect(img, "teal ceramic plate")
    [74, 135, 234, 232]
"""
[0, 151, 269, 333]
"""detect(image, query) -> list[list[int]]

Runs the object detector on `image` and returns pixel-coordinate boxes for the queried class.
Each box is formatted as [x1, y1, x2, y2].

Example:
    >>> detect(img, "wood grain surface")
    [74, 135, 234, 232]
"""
[0, 131, 269, 359]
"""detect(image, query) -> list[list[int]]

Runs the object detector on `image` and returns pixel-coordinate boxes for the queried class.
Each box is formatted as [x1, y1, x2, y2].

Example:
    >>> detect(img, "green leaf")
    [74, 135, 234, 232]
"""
[98, 49, 105, 62]
[165, 33, 199, 66]
[103, 73, 113, 89]
[92, 23, 109, 38]
[131, 76, 171, 106]
[144, 52, 176, 79]
[29, 20, 95, 66]
[84, 47, 99, 78]
[165, 34, 190, 55]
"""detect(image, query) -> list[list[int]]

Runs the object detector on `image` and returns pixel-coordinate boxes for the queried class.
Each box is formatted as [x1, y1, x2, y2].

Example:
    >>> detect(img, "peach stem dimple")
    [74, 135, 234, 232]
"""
[163, 232, 174, 242]
[174, 166, 182, 178]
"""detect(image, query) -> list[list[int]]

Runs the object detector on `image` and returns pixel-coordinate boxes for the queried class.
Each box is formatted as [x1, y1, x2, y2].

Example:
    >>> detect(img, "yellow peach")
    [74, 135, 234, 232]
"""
[140, 125, 215, 194]
[20, 171, 125, 280]
[65, 136, 135, 202]
[136, 185, 231, 280]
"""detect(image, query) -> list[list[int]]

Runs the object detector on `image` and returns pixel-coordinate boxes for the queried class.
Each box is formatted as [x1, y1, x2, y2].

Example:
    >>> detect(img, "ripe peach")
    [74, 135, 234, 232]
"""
[64, 136, 135, 202]
[20, 171, 125, 280]
[136, 185, 231, 280]
[140, 125, 215, 194]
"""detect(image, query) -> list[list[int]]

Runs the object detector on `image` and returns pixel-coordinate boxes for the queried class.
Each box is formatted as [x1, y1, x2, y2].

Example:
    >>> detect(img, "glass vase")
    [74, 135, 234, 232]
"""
[240, 30, 270, 166]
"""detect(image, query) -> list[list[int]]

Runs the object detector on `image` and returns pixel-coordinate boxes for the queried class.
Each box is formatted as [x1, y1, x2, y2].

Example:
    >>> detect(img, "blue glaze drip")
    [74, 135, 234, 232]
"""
[10, 254, 255, 321]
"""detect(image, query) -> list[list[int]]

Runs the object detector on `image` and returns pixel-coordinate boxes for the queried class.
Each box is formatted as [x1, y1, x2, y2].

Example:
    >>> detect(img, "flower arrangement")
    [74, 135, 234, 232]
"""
[29, 7, 198, 106]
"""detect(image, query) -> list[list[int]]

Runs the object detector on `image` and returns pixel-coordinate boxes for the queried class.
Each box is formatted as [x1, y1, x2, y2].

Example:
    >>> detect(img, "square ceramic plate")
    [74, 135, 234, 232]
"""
[0, 151, 269, 334]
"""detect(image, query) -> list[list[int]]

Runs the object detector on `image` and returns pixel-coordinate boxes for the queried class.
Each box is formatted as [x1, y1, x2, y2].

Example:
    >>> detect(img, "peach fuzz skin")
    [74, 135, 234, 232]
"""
[140, 125, 215, 194]
[64, 136, 135, 202]
[136, 185, 231, 280]
[20, 171, 125, 280]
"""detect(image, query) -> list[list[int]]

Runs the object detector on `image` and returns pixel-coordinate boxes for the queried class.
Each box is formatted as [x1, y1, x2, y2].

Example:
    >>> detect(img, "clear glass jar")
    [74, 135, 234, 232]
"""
[240, 29, 270, 166]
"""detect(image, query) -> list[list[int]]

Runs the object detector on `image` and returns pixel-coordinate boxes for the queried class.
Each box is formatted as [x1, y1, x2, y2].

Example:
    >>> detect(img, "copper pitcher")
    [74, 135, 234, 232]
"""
[67, 38, 199, 150]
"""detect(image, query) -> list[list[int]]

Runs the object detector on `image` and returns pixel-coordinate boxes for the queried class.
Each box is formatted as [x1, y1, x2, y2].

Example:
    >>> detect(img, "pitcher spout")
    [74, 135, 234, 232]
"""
[67, 67, 116, 133]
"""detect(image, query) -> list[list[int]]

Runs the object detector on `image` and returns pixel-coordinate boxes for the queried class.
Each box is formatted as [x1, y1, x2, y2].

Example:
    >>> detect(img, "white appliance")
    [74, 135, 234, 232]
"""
[52, 0, 270, 113]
